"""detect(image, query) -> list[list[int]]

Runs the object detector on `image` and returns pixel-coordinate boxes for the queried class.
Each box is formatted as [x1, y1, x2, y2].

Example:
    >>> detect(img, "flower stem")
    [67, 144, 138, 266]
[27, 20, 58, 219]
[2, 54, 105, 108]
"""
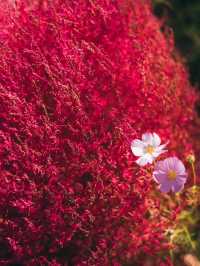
[183, 225, 196, 250]
[190, 161, 198, 207]
[191, 162, 197, 187]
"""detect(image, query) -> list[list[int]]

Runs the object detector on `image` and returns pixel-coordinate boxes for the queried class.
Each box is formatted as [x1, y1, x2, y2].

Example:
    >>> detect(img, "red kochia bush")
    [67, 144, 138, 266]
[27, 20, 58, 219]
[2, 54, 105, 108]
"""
[0, 0, 198, 265]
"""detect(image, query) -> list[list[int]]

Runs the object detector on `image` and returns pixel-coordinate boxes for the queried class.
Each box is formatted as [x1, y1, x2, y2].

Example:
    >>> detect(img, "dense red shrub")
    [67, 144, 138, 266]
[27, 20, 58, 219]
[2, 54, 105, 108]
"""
[0, 0, 198, 265]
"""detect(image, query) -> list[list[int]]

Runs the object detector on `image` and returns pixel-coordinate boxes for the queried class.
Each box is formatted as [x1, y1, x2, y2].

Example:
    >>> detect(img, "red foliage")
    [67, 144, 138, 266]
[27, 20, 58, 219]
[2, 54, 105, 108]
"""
[0, 0, 198, 265]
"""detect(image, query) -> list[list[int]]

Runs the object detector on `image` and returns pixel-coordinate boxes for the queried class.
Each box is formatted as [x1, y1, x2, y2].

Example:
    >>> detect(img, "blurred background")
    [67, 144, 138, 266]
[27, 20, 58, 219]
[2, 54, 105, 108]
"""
[153, 0, 200, 87]
[153, 2, 200, 265]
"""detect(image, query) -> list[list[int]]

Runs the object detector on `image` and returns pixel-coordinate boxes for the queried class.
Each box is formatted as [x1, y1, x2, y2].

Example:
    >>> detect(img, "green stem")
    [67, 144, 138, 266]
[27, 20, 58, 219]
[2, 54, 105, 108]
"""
[191, 162, 197, 187]
[183, 225, 196, 250]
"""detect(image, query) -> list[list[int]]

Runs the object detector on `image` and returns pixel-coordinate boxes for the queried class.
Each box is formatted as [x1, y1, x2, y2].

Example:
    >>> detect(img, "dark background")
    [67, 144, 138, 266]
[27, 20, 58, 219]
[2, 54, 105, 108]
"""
[153, 0, 200, 87]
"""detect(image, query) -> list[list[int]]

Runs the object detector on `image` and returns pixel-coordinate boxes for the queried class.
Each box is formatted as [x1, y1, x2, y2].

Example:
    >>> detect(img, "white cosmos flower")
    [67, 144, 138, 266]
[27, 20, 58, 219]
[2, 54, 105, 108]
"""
[131, 132, 167, 166]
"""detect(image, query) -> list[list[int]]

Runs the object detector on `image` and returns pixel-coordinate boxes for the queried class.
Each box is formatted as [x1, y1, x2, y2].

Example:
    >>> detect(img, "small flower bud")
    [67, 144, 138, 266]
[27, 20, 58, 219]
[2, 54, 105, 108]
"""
[186, 154, 195, 164]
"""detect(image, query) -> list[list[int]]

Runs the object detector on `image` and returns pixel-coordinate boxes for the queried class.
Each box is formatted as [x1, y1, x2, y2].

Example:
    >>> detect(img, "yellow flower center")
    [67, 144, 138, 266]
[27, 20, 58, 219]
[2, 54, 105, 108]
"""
[145, 145, 155, 155]
[167, 170, 177, 181]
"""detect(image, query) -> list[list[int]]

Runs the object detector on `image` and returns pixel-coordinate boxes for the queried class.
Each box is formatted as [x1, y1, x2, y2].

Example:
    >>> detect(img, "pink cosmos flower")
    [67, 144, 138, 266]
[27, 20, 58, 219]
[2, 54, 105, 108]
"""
[131, 133, 167, 166]
[153, 157, 188, 193]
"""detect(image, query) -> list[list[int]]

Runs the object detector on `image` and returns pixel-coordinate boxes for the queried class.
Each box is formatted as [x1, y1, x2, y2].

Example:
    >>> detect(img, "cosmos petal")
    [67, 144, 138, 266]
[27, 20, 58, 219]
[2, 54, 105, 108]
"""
[176, 174, 187, 183]
[131, 140, 145, 156]
[172, 181, 184, 193]
[173, 159, 186, 174]
[163, 157, 177, 172]
[159, 180, 172, 193]
[153, 172, 167, 184]
[156, 143, 168, 151]
[131, 139, 145, 148]
[142, 133, 153, 145]
[154, 160, 168, 172]
[152, 148, 167, 158]
[131, 147, 144, 156]
[136, 154, 153, 166]
[152, 133, 161, 146]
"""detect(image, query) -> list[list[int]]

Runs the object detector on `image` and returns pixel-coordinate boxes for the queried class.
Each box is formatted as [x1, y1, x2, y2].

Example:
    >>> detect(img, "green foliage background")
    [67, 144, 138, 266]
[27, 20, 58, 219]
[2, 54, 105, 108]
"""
[153, 0, 200, 87]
